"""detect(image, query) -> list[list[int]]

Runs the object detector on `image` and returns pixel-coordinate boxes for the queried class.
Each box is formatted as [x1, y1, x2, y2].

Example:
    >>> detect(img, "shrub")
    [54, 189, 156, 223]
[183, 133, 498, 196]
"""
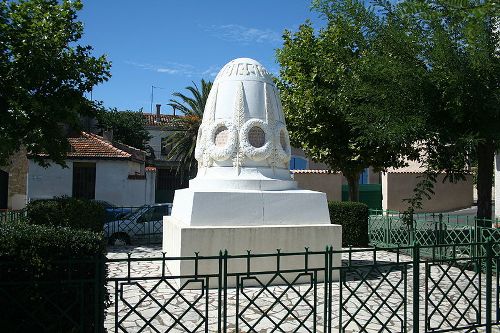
[0, 222, 106, 331]
[328, 201, 369, 247]
[26, 196, 105, 232]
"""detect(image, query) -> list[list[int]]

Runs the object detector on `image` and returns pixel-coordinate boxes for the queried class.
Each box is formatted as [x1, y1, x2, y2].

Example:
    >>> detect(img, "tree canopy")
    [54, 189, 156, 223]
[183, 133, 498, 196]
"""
[276, 0, 425, 200]
[95, 108, 151, 150]
[286, 0, 500, 219]
[0, 0, 111, 166]
[385, 0, 500, 220]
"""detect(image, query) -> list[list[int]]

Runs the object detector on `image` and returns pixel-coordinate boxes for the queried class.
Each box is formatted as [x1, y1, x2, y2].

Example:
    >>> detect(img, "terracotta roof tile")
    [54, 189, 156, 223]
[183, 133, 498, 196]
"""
[67, 132, 131, 159]
[143, 114, 180, 127]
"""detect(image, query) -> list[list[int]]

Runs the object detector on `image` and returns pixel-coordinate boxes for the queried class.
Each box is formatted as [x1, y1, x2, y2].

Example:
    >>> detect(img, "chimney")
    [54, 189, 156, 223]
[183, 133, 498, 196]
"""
[156, 104, 161, 121]
[103, 129, 113, 142]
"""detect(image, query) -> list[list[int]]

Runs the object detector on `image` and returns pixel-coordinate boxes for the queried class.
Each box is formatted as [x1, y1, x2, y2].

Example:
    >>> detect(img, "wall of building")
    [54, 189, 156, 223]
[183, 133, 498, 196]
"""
[382, 172, 473, 213]
[0, 148, 28, 210]
[28, 159, 155, 206]
[292, 172, 343, 202]
[147, 128, 179, 162]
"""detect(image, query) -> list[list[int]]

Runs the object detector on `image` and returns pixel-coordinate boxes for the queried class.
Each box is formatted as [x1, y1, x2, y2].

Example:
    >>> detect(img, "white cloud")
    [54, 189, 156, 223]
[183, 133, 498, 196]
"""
[156, 68, 180, 74]
[204, 24, 281, 45]
[125, 61, 220, 78]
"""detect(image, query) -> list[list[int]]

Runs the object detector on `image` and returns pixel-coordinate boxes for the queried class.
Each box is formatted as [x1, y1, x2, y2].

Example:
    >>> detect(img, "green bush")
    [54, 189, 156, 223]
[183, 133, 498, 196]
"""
[328, 201, 369, 247]
[27, 196, 105, 232]
[0, 222, 106, 331]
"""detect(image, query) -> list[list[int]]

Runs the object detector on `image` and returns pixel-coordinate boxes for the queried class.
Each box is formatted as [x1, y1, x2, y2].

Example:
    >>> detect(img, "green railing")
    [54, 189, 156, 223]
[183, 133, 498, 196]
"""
[3, 241, 500, 332]
[0, 255, 106, 332]
[0, 208, 27, 223]
[105, 241, 500, 333]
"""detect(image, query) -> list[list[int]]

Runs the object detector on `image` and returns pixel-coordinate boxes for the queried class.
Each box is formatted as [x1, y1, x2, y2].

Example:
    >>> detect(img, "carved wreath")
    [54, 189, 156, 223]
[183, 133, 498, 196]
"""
[275, 123, 291, 163]
[207, 120, 238, 161]
[239, 119, 273, 161]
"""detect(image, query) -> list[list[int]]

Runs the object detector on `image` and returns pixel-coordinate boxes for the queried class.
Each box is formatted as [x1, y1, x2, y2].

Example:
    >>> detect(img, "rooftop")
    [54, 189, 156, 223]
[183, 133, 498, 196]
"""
[67, 132, 136, 159]
[142, 113, 180, 128]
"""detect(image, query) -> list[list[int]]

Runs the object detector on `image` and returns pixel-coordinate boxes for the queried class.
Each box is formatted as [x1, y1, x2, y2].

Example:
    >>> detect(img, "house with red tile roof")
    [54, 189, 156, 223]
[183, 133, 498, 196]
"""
[27, 132, 156, 206]
[142, 105, 188, 203]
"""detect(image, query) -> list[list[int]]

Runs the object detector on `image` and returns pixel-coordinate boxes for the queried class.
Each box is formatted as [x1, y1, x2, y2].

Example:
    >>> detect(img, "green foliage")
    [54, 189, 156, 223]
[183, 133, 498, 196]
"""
[0, 222, 106, 331]
[328, 201, 369, 246]
[26, 196, 105, 232]
[95, 108, 151, 149]
[0, 221, 105, 266]
[276, 0, 424, 200]
[165, 79, 213, 176]
[0, 0, 111, 167]
[308, 0, 500, 219]
[391, 0, 499, 219]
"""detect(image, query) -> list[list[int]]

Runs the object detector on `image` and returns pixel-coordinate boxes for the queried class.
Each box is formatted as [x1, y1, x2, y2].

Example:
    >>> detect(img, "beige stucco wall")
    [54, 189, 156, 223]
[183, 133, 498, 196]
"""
[292, 172, 342, 202]
[0, 148, 28, 210]
[382, 172, 473, 213]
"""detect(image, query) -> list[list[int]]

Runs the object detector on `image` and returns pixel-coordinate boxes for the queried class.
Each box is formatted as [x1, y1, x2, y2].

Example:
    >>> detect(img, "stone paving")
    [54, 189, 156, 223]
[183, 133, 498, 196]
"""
[105, 245, 500, 333]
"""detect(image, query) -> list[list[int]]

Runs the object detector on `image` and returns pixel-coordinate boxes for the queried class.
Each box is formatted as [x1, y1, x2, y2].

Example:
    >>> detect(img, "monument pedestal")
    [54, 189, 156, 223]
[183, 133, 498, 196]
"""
[163, 188, 342, 287]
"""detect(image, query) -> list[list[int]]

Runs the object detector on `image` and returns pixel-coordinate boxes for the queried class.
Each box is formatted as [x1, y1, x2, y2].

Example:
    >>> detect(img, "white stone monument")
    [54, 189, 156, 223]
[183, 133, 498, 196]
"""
[163, 58, 341, 284]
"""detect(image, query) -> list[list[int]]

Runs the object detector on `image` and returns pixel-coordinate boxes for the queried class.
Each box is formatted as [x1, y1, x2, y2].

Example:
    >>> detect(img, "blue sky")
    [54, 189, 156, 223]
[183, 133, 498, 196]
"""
[78, 1, 323, 115]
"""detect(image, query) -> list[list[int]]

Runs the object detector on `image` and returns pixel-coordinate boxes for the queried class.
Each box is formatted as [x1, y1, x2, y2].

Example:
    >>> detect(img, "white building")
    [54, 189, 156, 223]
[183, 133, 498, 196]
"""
[27, 132, 155, 206]
[142, 107, 188, 203]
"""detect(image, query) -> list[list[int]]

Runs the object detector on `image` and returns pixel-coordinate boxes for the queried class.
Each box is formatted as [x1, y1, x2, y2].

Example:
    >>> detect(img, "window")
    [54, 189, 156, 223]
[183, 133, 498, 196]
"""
[359, 168, 369, 184]
[72, 162, 96, 199]
[290, 156, 308, 170]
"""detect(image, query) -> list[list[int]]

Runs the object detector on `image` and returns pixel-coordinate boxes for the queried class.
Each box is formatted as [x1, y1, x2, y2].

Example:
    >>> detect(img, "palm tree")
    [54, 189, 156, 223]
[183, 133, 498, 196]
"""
[164, 79, 213, 177]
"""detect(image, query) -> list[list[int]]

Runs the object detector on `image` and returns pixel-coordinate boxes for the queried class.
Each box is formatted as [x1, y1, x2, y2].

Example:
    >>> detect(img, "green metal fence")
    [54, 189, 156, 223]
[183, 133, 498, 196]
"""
[0, 255, 106, 332]
[0, 208, 26, 223]
[3, 241, 500, 332]
[105, 242, 500, 333]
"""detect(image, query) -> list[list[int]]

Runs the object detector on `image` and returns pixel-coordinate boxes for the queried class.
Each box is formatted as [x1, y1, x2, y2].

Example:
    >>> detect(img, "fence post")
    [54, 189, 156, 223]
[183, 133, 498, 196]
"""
[223, 249, 228, 333]
[217, 250, 223, 333]
[413, 242, 420, 333]
[486, 238, 493, 333]
[94, 254, 105, 333]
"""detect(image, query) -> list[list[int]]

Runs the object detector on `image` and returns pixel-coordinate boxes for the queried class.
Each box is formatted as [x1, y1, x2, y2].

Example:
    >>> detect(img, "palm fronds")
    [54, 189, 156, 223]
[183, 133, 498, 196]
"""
[164, 79, 213, 177]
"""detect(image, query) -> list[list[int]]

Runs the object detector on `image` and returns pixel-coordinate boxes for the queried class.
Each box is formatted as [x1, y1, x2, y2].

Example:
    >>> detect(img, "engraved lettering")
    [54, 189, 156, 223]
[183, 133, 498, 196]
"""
[237, 63, 249, 75]
[248, 64, 257, 76]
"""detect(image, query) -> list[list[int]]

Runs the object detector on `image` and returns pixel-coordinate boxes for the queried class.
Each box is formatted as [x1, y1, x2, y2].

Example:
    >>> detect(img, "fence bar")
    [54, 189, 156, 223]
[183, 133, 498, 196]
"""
[486, 238, 493, 333]
[218, 251, 223, 333]
[412, 243, 420, 333]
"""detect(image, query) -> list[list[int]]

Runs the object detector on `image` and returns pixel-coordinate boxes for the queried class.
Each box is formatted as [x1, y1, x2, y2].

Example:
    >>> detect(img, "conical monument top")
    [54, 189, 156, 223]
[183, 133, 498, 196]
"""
[191, 58, 295, 190]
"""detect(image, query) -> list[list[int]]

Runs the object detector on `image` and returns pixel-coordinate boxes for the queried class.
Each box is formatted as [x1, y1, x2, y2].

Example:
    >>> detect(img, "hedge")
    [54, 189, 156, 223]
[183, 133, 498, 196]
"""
[0, 222, 106, 331]
[328, 201, 369, 247]
[26, 196, 105, 232]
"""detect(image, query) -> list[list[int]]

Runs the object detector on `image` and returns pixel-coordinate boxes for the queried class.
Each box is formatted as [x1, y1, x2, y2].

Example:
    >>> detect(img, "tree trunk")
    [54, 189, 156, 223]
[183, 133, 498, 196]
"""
[346, 174, 360, 202]
[476, 140, 494, 224]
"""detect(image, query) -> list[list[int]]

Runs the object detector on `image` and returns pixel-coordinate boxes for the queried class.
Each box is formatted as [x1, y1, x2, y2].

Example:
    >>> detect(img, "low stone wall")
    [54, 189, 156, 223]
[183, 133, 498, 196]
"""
[292, 171, 342, 202]
[0, 148, 28, 210]
[382, 172, 473, 213]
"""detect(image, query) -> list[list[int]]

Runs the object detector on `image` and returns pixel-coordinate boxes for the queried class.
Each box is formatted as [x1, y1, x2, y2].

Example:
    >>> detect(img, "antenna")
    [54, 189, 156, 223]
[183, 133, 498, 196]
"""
[150, 85, 165, 113]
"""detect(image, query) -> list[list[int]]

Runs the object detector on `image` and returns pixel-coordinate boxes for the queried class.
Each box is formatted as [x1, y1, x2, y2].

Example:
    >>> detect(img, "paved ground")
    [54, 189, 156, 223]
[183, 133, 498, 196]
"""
[105, 245, 499, 333]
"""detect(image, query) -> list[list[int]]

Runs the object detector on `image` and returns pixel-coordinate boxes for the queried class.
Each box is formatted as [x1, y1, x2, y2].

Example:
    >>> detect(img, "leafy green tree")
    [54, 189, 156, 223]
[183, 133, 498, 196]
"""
[95, 108, 151, 150]
[394, 0, 500, 221]
[276, 0, 424, 201]
[310, 0, 500, 220]
[164, 79, 213, 176]
[0, 0, 111, 166]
